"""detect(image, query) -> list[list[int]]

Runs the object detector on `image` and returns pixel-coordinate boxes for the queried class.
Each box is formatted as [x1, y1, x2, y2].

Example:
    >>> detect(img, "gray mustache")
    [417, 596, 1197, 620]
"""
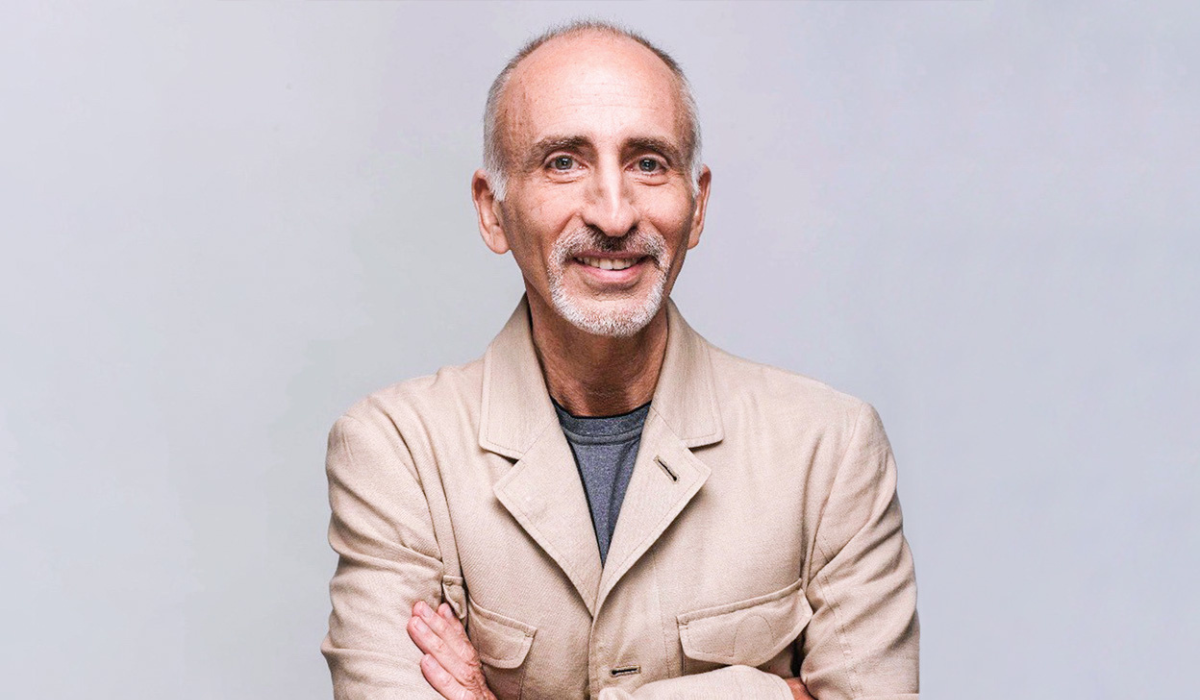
[558, 228, 667, 263]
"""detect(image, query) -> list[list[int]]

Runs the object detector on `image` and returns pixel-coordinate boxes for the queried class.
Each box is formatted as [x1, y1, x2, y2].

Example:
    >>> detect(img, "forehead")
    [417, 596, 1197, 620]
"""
[501, 32, 687, 152]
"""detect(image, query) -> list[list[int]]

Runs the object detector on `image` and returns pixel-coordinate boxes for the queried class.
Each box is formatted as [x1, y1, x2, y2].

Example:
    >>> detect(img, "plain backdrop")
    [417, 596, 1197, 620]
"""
[1, 2, 1197, 698]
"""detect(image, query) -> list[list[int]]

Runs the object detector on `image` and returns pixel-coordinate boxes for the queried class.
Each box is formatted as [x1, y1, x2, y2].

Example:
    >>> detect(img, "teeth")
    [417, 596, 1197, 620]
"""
[580, 256, 638, 271]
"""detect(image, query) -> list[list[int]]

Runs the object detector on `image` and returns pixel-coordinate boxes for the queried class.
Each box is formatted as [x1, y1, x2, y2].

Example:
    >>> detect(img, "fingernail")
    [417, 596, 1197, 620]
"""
[416, 601, 429, 617]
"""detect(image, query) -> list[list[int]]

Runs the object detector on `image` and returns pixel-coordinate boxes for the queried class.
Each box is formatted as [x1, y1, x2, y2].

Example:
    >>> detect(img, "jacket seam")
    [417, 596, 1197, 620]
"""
[812, 401, 868, 700]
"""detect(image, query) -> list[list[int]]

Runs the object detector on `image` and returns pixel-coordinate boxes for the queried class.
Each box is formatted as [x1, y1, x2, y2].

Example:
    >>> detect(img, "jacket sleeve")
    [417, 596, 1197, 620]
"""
[320, 414, 445, 700]
[800, 402, 920, 700]
[597, 665, 793, 699]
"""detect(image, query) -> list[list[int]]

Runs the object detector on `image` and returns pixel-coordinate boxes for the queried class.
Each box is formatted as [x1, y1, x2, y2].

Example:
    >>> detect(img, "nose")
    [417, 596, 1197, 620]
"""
[581, 158, 639, 238]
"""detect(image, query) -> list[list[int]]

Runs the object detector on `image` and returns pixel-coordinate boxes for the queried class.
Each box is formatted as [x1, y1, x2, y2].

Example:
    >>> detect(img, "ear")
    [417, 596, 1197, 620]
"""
[686, 165, 712, 249]
[472, 169, 510, 255]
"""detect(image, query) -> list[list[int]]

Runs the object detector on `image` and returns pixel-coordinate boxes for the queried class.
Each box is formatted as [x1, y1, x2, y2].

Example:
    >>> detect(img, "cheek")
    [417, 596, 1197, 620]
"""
[530, 189, 581, 229]
[638, 181, 695, 220]
[501, 196, 572, 273]
[640, 194, 696, 246]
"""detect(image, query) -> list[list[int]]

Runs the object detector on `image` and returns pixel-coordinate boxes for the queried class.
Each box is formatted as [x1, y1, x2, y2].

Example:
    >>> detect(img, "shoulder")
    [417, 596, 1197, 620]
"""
[702, 342, 896, 494]
[706, 343, 880, 440]
[337, 356, 485, 437]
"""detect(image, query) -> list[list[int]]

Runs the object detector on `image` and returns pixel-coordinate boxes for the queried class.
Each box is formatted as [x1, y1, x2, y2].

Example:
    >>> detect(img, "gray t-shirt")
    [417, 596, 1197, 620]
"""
[552, 398, 651, 565]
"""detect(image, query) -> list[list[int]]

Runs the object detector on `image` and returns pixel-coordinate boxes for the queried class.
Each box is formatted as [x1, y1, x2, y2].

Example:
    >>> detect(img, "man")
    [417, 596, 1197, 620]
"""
[322, 21, 918, 700]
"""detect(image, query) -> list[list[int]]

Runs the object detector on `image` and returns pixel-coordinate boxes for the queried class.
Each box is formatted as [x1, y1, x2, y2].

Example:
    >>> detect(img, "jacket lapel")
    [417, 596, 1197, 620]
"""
[595, 412, 711, 611]
[493, 427, 604, 616]
[481, 297, 603, 615]
[478, 295, 724, 617]
[595, 298, 724, 609]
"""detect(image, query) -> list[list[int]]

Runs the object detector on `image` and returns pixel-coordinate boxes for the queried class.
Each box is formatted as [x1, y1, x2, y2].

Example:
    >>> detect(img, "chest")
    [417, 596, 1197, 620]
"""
[437, 441, 815, 699]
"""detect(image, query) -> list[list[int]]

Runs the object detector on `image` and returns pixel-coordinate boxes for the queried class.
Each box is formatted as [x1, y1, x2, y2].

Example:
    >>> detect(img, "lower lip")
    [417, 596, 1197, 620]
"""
[572, 257, 650, 285]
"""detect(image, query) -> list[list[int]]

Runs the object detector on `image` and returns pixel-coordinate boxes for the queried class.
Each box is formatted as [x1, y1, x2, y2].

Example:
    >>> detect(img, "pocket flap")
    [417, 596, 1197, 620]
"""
[466, 598, 536, 670]
[677, 578, 813, 667]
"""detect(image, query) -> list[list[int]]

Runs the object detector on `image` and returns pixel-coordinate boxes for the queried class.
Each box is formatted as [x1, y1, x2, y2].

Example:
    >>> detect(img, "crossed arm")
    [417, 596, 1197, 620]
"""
[405, 599, 815, 700]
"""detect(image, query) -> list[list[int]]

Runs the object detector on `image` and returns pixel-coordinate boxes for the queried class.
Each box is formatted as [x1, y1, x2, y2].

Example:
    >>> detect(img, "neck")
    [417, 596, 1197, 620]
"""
[526, 291, 668, 418]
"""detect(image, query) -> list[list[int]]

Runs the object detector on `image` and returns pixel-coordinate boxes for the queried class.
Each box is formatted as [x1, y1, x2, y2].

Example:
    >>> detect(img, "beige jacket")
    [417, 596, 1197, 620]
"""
[322, 296, 919, 700]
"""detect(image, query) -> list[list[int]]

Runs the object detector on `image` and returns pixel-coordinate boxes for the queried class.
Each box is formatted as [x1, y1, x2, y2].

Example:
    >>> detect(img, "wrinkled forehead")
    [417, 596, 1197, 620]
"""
[498, 33, 690, 157]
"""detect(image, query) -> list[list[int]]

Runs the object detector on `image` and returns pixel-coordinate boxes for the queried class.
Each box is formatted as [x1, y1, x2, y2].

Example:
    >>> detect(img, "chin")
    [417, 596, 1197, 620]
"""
[551, 290, 664, 338]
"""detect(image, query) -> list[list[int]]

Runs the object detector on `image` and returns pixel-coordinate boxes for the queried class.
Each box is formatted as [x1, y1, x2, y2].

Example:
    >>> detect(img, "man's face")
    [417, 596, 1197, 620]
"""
[477, 32, 710, 337]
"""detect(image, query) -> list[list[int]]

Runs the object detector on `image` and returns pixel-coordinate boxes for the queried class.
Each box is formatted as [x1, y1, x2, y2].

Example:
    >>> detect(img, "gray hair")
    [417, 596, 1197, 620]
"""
[482, 20, 703, 201]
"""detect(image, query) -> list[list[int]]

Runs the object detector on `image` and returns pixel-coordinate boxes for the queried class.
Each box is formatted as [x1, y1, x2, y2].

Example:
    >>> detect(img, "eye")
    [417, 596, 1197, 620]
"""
[637, 158, 662, 173]
[551, 156, 575, 170]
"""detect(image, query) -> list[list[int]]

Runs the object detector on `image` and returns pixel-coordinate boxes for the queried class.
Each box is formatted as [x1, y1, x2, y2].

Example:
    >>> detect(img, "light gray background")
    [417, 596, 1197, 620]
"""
[2, 1, 1196, 698]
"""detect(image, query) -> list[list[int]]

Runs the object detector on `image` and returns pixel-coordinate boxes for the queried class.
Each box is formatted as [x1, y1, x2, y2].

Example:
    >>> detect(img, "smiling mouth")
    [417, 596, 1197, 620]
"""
[574, 256, 647, 271]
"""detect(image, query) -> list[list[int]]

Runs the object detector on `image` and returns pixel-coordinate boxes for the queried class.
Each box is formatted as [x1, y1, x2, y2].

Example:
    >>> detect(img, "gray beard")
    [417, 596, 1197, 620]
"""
[545, 228, 671, 338]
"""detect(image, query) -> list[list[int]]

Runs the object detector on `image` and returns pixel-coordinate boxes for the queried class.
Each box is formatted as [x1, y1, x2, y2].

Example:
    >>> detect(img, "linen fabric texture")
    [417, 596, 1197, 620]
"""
[321, 295, 920, 699]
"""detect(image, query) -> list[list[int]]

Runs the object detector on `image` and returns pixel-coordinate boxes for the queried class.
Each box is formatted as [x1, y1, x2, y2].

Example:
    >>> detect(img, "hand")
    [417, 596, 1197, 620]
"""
[785, 676, 815, 700]
[406, 600, 497, 700]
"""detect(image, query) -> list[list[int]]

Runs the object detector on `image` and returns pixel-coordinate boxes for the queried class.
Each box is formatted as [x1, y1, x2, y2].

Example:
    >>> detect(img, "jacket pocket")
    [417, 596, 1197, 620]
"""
[677, 578, 813, 669]
[466, 597, 536, 699]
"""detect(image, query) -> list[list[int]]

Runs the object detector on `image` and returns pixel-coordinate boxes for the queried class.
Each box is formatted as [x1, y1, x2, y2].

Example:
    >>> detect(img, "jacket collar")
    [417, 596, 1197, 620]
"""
[478, 294, 724, 459]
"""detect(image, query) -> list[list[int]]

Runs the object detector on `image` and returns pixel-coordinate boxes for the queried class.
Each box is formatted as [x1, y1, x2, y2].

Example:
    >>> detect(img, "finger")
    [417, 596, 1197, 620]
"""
[785, 677, 816, 700]
[419, 602, 481, 667]
[420, 653, 473, 700]
[426, 610, 495, 700]
[408, 614, 480, 685]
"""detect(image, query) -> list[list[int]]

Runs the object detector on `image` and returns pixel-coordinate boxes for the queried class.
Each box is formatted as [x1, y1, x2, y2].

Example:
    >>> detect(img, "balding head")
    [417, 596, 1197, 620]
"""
[483, 21, 702, 201]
